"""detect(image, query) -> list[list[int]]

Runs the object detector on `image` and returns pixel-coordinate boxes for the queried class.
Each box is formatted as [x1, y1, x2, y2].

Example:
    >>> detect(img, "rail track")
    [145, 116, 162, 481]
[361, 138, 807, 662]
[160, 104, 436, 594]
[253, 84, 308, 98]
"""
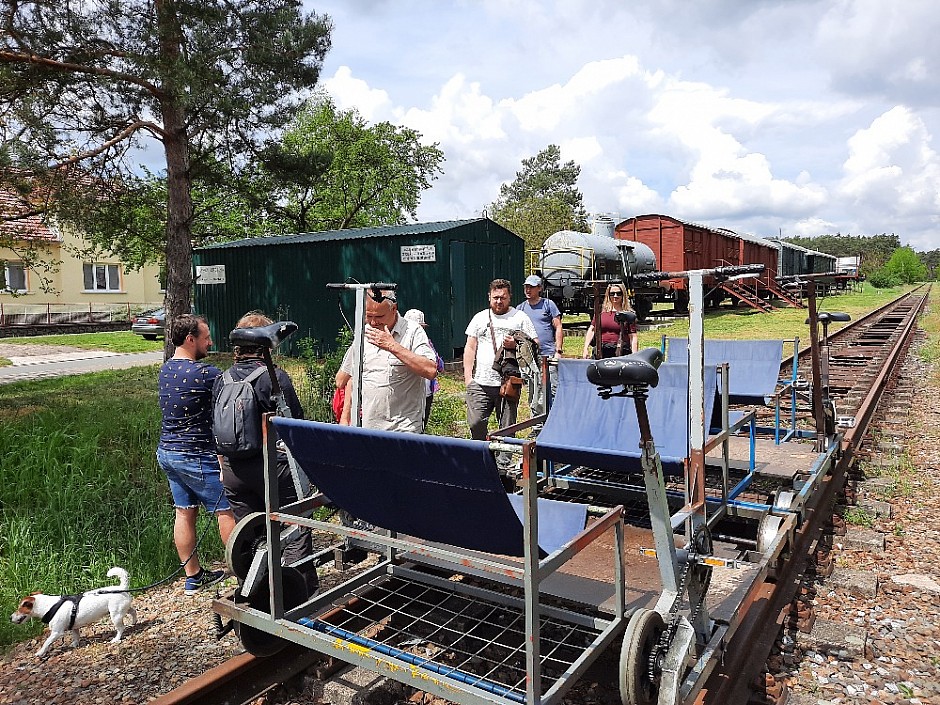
[697, 284, 929, 703]
[154, 286, 929, 705]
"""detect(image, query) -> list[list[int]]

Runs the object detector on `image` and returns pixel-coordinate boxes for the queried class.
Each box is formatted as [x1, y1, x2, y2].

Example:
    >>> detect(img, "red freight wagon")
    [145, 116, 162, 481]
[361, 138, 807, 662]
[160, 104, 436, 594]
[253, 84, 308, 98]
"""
[614, 214, 780, 311]
[736, 230, 780, 280]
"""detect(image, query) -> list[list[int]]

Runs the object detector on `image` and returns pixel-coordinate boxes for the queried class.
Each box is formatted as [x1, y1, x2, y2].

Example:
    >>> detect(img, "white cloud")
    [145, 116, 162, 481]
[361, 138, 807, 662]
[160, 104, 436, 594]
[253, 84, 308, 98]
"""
[505, 57, 646, 132]
[839, 106, 940, 237]
[322, 66, 391, 122]
[816, 0, 940, 105]
[791, 216, 839, 238]
[609, 172, 663, 215]
[639, 77, 830, 220]
[842, 107, 940, 213]
[399, 74, 506, 145]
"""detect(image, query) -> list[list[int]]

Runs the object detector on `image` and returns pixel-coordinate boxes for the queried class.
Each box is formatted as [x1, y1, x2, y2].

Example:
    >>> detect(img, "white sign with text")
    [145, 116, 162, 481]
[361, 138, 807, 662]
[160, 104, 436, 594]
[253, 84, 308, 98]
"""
[195, 265, 226, 284]
[400, 245, 436, 263]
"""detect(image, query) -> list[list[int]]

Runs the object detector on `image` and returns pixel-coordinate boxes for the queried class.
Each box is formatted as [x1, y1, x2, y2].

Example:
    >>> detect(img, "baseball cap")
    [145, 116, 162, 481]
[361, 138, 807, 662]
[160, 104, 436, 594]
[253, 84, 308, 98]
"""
[403, 308, 427, 326]
[524, 275, 542, 287]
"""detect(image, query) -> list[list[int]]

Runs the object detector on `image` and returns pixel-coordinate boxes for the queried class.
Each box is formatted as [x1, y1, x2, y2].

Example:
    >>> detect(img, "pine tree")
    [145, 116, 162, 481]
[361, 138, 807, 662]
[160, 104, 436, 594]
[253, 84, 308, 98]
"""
[0, 0, 332, 355]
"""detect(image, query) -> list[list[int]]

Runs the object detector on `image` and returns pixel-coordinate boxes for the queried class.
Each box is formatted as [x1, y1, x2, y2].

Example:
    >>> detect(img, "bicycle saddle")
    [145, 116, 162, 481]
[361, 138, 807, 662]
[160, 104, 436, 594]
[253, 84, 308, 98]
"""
[807, 312, 851, 324]
[230, 321, 298, 349]
[586, 347, 664, 388]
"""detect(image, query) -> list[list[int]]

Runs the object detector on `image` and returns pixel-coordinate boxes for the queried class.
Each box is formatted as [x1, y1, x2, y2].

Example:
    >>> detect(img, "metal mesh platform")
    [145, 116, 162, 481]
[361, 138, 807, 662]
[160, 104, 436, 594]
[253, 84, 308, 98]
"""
[302, 573, 605, 703]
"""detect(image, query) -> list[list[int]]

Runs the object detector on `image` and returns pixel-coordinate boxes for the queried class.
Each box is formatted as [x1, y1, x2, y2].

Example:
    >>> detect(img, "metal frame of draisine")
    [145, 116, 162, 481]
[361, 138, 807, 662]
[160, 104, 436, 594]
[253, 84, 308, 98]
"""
[208, 266, 926, 705]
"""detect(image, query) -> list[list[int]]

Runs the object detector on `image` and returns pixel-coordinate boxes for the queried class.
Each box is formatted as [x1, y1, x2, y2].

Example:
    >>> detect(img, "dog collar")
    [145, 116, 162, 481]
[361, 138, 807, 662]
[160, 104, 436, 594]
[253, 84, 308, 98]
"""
[41, 594, 84, 631]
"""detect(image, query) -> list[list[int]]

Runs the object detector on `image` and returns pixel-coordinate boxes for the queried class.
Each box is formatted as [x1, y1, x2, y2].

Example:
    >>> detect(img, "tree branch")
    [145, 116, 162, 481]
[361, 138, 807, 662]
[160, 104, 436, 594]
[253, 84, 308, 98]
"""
[49, 121, 164, 169]
[0, 49, 165, 99]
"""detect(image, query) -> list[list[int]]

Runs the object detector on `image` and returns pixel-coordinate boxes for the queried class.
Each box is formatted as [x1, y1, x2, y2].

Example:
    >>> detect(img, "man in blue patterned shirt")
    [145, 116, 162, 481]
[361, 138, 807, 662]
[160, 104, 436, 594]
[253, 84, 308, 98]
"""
[157, 314, 235, 595]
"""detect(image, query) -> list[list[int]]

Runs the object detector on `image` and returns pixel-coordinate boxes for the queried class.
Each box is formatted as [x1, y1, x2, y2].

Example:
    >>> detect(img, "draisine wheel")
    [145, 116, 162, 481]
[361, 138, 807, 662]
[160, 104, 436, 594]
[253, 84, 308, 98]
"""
[620, 608, 666, 705]
[235, 565, 307, 657]
[225, 512, 267, 580]
[757, 513, 784, 556]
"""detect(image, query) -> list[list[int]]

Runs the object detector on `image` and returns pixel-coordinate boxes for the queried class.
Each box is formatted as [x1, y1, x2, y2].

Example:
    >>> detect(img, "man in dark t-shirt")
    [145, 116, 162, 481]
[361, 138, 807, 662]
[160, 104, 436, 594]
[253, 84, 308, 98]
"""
[157, 314, 235, 595]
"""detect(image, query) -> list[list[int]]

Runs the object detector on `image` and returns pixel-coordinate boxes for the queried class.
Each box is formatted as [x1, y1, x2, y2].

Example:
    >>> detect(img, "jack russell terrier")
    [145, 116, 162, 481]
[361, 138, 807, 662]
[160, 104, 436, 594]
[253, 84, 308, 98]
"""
[11, 566, 137, 658]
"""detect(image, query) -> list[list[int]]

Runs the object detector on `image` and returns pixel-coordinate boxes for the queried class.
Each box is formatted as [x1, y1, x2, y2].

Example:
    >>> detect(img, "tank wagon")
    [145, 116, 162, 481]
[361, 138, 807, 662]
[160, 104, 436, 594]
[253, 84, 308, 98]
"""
[536, 215, 657, 318]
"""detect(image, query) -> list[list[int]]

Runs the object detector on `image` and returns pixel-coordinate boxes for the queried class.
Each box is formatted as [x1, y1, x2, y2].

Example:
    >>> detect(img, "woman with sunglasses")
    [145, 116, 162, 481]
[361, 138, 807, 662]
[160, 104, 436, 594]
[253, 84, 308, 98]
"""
[581, 282, 639, 359]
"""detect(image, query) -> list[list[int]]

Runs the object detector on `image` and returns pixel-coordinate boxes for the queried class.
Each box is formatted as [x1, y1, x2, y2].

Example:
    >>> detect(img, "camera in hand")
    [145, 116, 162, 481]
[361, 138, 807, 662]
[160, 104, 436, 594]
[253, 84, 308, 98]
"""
[614, 310, 637, 325]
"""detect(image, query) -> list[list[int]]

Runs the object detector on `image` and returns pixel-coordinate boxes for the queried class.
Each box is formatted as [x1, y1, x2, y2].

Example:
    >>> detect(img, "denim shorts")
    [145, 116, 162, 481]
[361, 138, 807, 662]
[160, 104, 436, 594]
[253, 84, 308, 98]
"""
[156, 448, 231, 512]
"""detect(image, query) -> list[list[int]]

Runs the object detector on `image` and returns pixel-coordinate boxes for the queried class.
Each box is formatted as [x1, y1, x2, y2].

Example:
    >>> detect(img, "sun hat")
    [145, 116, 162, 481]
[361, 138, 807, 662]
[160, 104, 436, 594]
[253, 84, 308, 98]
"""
[403, 308, 427, 326]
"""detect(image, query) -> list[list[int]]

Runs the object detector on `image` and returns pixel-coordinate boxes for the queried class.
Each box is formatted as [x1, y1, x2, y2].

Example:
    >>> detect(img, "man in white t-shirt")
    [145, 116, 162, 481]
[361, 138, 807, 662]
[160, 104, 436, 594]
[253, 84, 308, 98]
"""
[463, 279, 538, 445]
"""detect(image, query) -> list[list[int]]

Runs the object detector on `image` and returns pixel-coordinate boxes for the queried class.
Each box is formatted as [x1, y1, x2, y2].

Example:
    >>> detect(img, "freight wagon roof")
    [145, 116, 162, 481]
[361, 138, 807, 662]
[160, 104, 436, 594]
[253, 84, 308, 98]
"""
[621, 213, 720, 232]
[197, 219, 489, 250]
[768, 238, 836, 259]
[624, 214, 777, 247]
[736, 230, 780, 249]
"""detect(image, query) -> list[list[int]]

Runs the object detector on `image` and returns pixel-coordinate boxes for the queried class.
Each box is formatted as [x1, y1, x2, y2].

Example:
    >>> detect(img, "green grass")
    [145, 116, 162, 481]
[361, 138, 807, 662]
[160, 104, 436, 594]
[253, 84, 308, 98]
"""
[0, 365, 224, 648]
[916, 294, 940, 376]
[560, 282, 914, 356]
[842, 507, 875, 528]
[0, 331, 163, 353]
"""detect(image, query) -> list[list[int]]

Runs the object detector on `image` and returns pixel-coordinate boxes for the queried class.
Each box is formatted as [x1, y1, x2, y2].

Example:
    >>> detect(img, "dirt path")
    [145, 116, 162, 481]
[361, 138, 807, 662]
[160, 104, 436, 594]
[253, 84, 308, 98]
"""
[0, 342, 85, 358]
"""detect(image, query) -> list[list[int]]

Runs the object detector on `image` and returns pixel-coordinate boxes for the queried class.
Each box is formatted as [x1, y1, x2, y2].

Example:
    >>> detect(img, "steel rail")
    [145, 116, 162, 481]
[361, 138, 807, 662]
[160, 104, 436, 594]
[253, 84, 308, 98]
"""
[695, 287, 929, 704]
[148, 641, 322, 705]
[780, 284, 927, 368]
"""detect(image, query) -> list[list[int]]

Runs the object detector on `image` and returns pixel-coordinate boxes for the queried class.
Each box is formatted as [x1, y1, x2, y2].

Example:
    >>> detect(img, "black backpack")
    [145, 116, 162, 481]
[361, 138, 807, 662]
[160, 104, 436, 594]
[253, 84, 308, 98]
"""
[213, 366, 267, 458]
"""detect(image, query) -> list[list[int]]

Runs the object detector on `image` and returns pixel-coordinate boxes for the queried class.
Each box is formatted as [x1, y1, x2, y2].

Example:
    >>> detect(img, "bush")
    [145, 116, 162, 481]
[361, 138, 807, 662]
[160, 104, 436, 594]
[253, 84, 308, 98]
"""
[296, 328, 352, 422]
[867, 267, 903, 288]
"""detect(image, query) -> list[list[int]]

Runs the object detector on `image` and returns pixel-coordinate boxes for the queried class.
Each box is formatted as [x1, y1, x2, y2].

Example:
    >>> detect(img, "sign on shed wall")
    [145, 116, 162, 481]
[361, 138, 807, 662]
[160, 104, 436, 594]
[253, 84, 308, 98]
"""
[196, 265, 226, 284]
[400, 245, 436, 262]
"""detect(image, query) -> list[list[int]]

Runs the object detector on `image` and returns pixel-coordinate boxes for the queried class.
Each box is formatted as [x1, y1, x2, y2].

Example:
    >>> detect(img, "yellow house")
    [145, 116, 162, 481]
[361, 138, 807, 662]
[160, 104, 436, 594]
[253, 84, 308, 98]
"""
[1, 187, 163, 316]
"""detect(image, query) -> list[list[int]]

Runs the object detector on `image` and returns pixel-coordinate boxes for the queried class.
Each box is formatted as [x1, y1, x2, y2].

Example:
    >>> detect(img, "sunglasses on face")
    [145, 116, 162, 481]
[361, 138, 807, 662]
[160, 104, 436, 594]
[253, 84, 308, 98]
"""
[609, 291, 623, 296]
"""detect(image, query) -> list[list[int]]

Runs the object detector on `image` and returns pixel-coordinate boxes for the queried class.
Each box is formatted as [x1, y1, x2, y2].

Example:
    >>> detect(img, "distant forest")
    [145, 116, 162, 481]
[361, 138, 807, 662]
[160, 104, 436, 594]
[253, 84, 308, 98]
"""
[783, 233, 939, 279]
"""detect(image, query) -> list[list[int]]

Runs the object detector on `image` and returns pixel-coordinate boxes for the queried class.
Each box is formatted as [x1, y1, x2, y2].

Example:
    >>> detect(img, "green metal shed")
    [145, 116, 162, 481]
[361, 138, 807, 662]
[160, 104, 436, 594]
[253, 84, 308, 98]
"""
[192, 218, 524, 359]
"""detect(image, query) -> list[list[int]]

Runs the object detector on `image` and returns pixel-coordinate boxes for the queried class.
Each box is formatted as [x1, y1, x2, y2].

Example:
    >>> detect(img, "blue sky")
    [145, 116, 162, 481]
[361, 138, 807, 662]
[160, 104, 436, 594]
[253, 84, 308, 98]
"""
[304, 0, 939, 250]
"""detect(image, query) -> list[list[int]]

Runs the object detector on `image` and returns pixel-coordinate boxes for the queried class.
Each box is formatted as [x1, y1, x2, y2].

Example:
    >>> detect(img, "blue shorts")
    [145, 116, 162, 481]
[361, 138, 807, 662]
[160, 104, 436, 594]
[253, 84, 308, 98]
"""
[156, 448, 231, 512]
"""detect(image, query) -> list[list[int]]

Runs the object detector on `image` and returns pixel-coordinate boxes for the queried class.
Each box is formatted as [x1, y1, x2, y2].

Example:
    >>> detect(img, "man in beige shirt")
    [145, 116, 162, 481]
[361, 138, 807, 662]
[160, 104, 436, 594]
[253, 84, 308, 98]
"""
[339, 290, 438, 433]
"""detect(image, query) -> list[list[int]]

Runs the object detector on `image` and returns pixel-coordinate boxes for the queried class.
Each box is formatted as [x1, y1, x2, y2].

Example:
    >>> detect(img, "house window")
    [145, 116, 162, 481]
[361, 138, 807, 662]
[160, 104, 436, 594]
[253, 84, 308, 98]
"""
[83, 263, 122, 292]
[3, 261, 27, 293]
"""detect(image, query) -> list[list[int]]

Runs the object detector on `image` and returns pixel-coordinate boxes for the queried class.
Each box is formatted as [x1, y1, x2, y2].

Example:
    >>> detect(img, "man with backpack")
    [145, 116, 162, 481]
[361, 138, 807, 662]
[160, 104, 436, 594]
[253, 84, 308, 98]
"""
[157, 314, 236, 595]
[211, 311, 318, 597]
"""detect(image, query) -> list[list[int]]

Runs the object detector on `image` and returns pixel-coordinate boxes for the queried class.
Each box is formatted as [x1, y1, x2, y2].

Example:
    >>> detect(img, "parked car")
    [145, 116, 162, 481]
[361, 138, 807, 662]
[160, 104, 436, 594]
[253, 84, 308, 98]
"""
[131, 308, 165, 340]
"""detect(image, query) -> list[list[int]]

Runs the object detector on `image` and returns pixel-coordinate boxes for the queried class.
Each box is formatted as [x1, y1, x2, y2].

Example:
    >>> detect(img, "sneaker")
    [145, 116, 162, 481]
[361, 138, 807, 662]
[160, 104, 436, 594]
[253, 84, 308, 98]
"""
[184, 568, 226, 595]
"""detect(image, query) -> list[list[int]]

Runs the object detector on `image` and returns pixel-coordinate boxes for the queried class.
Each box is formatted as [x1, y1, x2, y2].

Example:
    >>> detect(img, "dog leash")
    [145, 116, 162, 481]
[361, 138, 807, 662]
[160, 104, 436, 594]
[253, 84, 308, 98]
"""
[99, 489, 227, 595]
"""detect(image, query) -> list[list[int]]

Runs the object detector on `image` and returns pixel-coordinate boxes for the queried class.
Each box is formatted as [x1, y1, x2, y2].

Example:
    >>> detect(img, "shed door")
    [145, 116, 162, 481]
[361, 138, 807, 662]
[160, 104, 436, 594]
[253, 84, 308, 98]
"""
[450, 241, 509, 353]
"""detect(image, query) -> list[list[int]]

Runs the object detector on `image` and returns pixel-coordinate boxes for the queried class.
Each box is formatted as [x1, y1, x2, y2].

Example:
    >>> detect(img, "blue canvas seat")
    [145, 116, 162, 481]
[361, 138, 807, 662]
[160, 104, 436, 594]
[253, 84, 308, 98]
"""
[535, 359, 718, 476]
[665, 338, 784, 404]
[272, 418, 586, 557]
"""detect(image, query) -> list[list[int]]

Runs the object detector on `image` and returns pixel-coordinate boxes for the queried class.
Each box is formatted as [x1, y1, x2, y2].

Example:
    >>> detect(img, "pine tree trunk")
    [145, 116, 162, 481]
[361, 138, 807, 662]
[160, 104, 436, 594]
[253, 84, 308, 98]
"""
[162, 107, 193, 360]
[156, 0, 193, 361]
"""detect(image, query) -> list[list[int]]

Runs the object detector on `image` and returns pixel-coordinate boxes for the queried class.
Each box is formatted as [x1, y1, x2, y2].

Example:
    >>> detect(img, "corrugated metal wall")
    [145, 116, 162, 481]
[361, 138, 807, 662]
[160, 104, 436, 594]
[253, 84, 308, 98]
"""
[193, 219, 523, 359]
[618, 214, 782, 287]
[740, 239, 779, 279]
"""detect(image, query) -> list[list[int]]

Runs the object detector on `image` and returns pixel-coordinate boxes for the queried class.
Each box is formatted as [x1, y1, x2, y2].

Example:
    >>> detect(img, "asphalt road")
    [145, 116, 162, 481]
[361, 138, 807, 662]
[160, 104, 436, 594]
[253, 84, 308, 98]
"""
[0, 350, 164, 384]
